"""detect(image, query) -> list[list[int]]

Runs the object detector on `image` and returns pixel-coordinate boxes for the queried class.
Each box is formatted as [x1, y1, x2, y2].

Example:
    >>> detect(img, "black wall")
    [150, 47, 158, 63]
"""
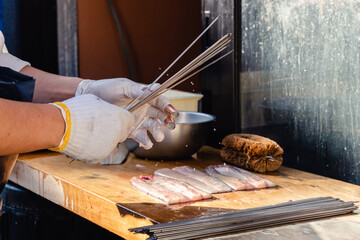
[2, 0, 58, 74]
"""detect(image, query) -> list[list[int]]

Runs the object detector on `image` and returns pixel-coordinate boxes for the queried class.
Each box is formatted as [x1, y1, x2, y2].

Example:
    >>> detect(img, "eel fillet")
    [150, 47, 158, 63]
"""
[229, 165, 277, 188]
[154, 168, 219, 193]
[205, 165, 277, 190]
[205, 166, 248, 190]
[210, 165, 266, 189]
[172, 166, 233, 193]
[130, 175, 211, 204]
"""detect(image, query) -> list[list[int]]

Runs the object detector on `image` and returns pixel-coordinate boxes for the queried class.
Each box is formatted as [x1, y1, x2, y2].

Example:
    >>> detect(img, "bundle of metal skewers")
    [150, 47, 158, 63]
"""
[129, 197, 358, 240]
[125, 16, 233, 127]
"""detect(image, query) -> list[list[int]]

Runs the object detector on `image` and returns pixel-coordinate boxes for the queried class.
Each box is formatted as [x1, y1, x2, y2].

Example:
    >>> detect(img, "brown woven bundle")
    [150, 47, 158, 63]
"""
[220, 133, 283, 173]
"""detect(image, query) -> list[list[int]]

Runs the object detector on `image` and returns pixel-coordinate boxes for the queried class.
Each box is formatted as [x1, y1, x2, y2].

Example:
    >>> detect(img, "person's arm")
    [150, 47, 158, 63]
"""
[0, 94, 137, 164]
[0, 98, 64, 155]
[20, 66, 82, 103]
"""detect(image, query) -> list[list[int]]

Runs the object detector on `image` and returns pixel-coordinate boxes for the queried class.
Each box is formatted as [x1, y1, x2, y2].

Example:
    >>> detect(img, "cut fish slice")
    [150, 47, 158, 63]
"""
[229, 165, 277, 188]
[211, 165, 266, 189]
[130, 175, 212, 204]
[154, 175, 212, 201]
[205, 166, 247, 190]
[155, 168, 219, 193]
[130, 175, 188, 204]
[206, 164, 277, 190]
[172, 166, 232, 193]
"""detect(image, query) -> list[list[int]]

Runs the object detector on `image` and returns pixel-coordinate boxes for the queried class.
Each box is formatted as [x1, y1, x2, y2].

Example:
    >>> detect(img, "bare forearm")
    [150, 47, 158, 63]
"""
[20, 66, 82, 103]
[0, 98, 65, 155]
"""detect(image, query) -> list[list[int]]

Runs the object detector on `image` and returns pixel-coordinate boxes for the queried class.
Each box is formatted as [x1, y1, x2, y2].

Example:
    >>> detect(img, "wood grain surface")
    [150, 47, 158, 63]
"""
[9, 147, 360, 240]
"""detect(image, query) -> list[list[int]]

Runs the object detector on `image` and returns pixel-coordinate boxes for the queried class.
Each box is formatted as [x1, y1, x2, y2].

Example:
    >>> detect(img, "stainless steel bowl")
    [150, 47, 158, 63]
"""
[131, 111, 216, 160]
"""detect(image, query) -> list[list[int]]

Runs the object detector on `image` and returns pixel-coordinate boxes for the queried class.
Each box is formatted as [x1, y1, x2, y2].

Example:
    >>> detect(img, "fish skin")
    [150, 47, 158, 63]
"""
[207, 164, 277, 190]
[205, 166, 247, 190]
[172, 166, 232, 193]
[154, 175, 212, 201]
[130, 165, 277, 204]
[211, 165, 267, 189]
[154, 168, 218, 193]
[229, 166, 277, 188]
[130, 176, 186, 204]
[130, 175, 211, 204]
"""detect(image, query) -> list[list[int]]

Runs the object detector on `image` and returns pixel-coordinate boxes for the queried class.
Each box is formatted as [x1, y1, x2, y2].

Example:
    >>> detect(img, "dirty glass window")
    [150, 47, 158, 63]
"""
[240, 0, 360, 184]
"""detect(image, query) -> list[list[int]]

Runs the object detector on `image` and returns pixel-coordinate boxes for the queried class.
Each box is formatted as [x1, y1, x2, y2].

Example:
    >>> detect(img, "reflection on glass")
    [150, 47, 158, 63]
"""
[241, 0, 360, 184]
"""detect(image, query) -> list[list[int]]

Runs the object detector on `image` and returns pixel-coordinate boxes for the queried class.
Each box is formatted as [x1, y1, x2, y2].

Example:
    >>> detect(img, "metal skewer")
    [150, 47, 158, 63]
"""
[129, 47, 233, 112]
[130, 197, 336, 233]
[149, 198, 351, 233]
[154, 201, 356, 236]
[129, 197, 358, 240]
[126, 15, 220, 111]
[158, 36, 232, 91]
[152, 50, 234, 101]
[127, 33, 233, 112]
[157, 207, 357, 240]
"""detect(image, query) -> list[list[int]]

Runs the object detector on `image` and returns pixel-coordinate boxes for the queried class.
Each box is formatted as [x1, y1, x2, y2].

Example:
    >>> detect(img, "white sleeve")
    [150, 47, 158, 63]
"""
[0, 31, 30, 72]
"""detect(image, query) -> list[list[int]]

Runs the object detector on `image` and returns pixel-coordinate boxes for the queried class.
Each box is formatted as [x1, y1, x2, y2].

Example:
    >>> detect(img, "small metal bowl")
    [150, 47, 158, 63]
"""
[131, 111, 216, 160]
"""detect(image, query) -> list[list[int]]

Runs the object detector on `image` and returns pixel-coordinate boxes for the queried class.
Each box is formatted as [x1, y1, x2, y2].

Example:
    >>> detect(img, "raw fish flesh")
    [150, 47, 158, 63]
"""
[155, 168, 219, 193]
[131, 164, 277, 204]
[205, 164, 277, 190]
[130, 175, 211, 204]
[155, 175, 212, 201]
[130, 175, 187, 204]
[210, 165, 266, 189]
[205, 166, 248, 190]
[172, 166, 232, 193]
[229, 165, 277, 188]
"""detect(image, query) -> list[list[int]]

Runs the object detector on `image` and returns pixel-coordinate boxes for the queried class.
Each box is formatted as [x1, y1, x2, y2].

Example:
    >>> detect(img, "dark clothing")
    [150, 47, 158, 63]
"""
[0, 66, 35, 214]
[0, 154, 18, 193]
[0, 66, 35, 102]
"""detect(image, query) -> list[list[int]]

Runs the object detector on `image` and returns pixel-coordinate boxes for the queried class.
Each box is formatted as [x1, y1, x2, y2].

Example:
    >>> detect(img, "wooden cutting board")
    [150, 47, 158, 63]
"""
[9, 146, 360, 240]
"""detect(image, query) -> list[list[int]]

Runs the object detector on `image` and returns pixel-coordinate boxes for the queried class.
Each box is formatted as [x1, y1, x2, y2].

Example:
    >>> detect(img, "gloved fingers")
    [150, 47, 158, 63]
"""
[131, 105, 148, 127]
[146, 105, 168, 124]
[130, 128, 153, 149]
[125, 83, 144, 99]
[138, 83, 170, 111]
[148, 94, 171, 112]
[130, 103, 168, 124]
[140, 118, 165, 142]
[75, 80, 94, 96]
[114, 77, 133, 83]
[126, 83, 161, 100]
[126, 84, 172, 111]
[100, 143, 129, 165]
[78, 78, 135, 107]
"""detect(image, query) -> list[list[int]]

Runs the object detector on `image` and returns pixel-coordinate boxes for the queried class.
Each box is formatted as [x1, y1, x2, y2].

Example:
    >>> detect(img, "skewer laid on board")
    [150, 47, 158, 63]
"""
[129, 197, 358, 240]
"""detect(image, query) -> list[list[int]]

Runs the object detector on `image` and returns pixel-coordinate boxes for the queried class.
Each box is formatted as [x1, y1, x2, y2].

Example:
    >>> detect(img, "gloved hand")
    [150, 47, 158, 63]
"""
[75, 78, 174, 149]
[130, 104, 167, 149]
[75, 78, 170, 110]
[49, 94, 135, 164]
[100, 142, 129, 165]
[99, 106, 167, 165]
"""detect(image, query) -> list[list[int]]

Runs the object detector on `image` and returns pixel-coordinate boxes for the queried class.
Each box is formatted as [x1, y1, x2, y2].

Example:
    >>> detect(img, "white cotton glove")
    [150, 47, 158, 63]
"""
[75, 78, 174, 149]
[100, 143, 129, 165]
[75, 78, 170, 110]
[48, 94, 135, 164]
[130, 104, 167, 149]
[99, 107, 166, 165]
[99, 105, 167, 165]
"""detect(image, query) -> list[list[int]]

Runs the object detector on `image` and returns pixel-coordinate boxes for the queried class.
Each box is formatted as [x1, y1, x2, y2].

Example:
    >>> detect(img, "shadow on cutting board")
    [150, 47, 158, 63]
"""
[118, 202, 235, 224]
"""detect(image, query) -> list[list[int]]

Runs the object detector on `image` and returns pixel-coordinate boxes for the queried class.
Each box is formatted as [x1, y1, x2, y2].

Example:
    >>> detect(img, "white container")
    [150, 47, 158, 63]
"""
[163, 89, 203, 112]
